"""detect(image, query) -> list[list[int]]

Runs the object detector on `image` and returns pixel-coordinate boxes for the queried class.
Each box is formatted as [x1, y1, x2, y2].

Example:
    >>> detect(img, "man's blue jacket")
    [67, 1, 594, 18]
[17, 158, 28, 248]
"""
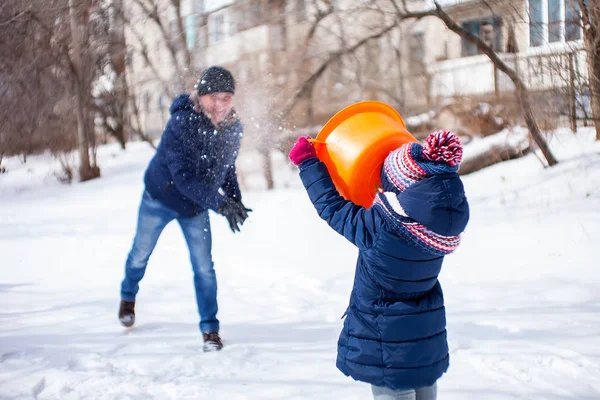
[144, 94, 243, 217]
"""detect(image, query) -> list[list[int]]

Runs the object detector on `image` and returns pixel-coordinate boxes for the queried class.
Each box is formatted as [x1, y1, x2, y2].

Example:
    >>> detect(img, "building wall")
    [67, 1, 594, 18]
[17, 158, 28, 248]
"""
[125, 0, 590, 140]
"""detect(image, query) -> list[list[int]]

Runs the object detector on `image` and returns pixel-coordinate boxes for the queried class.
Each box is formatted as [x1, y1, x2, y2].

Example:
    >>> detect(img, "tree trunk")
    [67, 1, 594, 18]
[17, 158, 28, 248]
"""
[69, 0, 91, 180]
[69, 0, 100, 181]
[111, 0, 129, 150]
[460, 140, 532, 175]
[129, 93, 157, 149]
[515, 80, 559, 166]
[172, 0, 194, 84]
[589, 57, 600, 140]
[74, 80, 94, 180]
[393, 33, 406, 111]
[262, 148, 275, 190]
[579, 0, 600, 140]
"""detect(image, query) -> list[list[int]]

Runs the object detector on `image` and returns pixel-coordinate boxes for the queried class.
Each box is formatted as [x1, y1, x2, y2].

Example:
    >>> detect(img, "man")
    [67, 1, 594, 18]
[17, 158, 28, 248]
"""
[119, 66, 250, 352]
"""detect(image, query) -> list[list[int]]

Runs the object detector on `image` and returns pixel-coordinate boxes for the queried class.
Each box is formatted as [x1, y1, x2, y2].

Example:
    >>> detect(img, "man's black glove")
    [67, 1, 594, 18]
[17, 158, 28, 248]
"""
[217, 198, 252, 233]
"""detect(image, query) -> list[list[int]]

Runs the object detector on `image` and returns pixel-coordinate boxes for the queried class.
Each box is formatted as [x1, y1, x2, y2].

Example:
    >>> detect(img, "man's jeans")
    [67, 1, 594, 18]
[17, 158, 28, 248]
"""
[120, 190, 219, 334]
[371, 383, 437, 400]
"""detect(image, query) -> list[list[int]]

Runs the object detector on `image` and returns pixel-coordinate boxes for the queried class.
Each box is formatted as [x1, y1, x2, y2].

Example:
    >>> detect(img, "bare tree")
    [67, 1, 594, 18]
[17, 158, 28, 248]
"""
[285, 0, 559, 167]
[0, 0, 134, 180]
[93, 0, 130, 150]
[0, 1, 81, 174]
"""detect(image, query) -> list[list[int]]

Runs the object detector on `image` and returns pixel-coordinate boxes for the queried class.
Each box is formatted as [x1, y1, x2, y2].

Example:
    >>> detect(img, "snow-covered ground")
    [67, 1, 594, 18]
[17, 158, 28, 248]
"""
[1, 128, 599, 399]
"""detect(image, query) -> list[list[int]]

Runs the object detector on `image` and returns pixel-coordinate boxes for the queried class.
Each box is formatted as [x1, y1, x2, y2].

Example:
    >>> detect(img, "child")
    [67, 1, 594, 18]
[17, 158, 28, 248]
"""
[288, 131, 469, 400]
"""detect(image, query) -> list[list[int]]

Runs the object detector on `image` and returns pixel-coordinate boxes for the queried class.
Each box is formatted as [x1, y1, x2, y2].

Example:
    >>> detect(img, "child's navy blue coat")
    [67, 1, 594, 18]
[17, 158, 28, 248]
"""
[299, 158, 469, 390]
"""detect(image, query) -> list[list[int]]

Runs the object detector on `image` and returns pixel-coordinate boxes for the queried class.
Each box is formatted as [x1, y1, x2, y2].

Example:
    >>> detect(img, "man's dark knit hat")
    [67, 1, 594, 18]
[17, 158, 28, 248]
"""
[196, 66, 235, 96]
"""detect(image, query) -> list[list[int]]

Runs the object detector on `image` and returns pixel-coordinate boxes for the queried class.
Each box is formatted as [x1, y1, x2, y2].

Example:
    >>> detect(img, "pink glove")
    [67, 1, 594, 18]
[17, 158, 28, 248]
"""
[288, 136, 316, 166]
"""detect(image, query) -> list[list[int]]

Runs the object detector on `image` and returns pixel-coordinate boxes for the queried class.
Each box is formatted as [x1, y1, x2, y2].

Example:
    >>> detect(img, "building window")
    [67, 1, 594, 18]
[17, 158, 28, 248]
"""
[480, 22, 495, 48]
[169, 19, 182, 51]
[235, 0, 263, 32]
[461, 17, 503, 57]
[250, 0, 261, 26]
[269, 23, 286, 50]
[186, 15, 195, 49]
[548, 0, 562, 42]
[529, 0, 583, 47]
[409, 32, 425, 72]
[565, 0, 582, 41]
[209, 13, 225, 44]
[529, 0, 545, 46]
[232, 6, 243, 32]
[295, 0, 307, 23]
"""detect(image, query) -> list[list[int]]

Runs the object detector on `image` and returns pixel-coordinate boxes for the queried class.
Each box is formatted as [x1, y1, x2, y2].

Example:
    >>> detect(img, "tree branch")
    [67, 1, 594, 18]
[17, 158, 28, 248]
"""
[305, 0, 334, 45]
[0, 9, 30, 27]
[283, 22, 400, 118]
[28, 10, 79, 81]
[128, 24, 174, 98]
[171, 0, 194, 77]
[287, 1, 436, 119]
[130, 0, 183, 79]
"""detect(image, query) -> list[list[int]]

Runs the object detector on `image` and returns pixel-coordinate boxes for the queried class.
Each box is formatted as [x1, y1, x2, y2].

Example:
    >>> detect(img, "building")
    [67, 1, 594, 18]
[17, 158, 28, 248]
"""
[124, 0, 590, 139]
[422, 0, 587, 107]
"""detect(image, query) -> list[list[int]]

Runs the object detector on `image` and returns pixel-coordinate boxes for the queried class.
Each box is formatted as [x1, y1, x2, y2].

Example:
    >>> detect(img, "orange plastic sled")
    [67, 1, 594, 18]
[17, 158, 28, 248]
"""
[311, 101, 417, 208]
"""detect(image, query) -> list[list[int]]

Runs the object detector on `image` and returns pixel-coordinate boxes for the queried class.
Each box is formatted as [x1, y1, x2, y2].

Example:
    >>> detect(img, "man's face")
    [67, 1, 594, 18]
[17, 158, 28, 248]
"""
[199, 92, 233, 125]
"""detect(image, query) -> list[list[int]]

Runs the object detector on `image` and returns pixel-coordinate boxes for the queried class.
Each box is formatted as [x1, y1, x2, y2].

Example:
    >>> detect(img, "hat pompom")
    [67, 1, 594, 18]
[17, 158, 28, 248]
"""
[422, 130, 463, 167]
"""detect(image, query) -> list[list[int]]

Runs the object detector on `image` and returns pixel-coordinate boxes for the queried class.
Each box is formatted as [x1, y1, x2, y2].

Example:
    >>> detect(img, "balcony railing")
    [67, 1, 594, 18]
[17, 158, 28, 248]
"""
[429, 48, 588, 99]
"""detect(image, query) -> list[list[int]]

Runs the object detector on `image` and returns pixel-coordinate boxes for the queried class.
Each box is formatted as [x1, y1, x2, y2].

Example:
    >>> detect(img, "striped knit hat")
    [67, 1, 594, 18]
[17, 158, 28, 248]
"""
[381, 130, 463, 194]
[375, 130, 465, 256]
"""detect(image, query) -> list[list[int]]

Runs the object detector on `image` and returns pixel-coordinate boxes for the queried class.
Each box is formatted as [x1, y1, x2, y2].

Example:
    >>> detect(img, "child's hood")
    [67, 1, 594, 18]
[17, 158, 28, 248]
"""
[396, 173, 469, 236]
[169, 94, 194, 114]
